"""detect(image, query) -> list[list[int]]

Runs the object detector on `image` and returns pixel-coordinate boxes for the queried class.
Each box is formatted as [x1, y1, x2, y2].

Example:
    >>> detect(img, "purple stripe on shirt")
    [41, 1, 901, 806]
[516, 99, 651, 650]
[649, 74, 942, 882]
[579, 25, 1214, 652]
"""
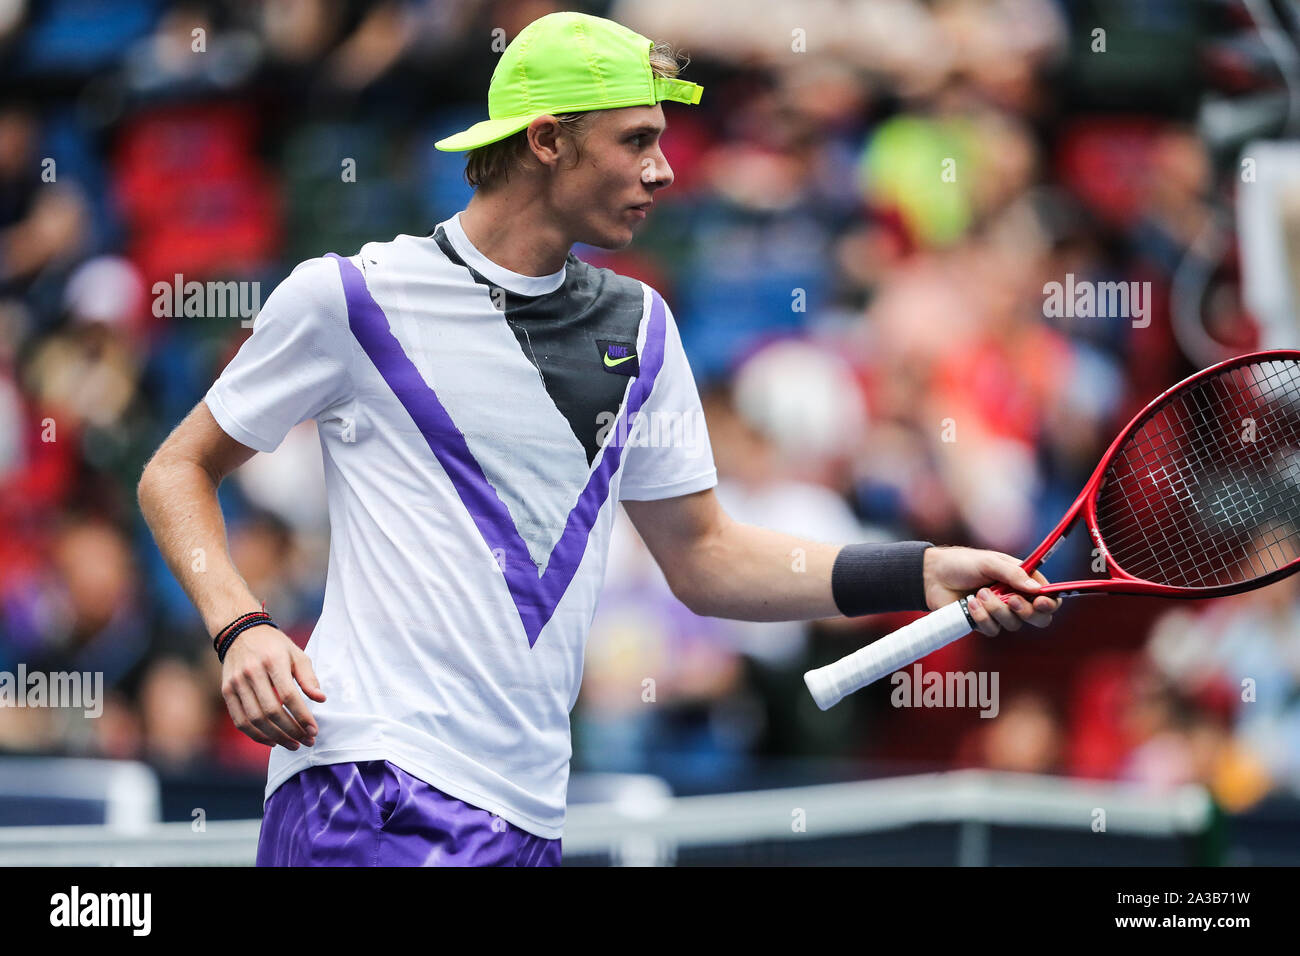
[326, 252, 665, 646]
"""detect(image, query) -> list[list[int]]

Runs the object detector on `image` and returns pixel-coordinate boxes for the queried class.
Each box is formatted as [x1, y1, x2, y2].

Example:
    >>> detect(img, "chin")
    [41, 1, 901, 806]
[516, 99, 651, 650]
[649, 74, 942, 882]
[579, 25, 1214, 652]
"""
[583, 230, 635, 251]
[577, 214, 640, 249]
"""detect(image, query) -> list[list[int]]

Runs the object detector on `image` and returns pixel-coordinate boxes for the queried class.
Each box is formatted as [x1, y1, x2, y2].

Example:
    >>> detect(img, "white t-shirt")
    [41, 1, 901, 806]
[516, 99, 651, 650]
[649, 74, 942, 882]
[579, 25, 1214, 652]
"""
[205, 212, 717, 837]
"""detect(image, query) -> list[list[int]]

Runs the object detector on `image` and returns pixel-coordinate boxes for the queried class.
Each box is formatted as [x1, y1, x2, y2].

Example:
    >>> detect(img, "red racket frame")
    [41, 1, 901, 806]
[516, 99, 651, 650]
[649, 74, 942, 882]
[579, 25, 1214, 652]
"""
[990, 348, 1300, 601]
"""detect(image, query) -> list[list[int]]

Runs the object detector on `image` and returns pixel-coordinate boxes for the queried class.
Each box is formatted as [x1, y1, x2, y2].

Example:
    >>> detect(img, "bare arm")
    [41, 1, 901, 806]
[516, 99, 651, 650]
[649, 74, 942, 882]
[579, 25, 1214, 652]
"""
[138, 401, 323, 749]
[623, 489, 1061, 632]
[137, 402, 260, 633]
[624, 489, 841, 621]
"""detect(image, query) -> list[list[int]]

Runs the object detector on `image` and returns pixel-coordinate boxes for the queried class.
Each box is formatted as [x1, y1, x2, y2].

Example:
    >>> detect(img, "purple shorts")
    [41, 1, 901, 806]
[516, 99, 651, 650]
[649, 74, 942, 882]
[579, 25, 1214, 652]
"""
[256, 759, 562, 866]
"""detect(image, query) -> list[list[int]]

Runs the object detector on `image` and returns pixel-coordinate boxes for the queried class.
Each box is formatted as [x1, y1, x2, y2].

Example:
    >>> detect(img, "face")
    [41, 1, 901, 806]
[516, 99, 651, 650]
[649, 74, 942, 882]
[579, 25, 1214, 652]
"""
[534, 104, 674, 249]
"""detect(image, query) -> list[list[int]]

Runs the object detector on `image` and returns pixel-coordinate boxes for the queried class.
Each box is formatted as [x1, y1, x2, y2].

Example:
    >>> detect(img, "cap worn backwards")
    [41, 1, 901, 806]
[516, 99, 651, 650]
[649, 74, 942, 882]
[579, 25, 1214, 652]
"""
[434, 11, 703, 153]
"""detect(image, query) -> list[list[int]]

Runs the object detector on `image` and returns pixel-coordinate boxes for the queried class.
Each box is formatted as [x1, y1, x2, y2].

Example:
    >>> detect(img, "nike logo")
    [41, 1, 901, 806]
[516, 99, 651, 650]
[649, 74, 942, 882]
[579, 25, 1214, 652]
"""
[596, 339, 639, 376]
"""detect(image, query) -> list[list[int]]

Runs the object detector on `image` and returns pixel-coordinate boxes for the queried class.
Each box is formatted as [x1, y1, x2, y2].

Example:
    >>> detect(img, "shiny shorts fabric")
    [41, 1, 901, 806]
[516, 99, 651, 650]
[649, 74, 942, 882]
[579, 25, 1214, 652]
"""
[256, 759, 561, 866]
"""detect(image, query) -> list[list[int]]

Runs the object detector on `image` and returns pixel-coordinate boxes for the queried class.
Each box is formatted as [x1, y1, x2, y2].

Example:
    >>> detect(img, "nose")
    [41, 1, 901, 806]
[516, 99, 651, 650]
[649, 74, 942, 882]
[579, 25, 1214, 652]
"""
[642, 149, 673, 190]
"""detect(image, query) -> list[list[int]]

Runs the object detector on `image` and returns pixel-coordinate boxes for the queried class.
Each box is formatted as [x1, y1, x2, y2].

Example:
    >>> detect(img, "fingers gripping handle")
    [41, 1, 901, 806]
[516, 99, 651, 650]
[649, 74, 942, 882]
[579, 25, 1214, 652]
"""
[803, 599, 976, 710]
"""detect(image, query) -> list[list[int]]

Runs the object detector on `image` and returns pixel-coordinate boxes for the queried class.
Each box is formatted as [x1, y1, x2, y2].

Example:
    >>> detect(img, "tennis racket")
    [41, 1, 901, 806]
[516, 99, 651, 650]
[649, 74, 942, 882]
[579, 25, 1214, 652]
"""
[805, 349, 1300, 711]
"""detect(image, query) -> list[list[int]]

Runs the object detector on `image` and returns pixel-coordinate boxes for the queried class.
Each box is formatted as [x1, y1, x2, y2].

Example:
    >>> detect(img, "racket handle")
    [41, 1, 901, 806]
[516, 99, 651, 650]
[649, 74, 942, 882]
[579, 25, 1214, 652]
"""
[803, 599, 974, 710]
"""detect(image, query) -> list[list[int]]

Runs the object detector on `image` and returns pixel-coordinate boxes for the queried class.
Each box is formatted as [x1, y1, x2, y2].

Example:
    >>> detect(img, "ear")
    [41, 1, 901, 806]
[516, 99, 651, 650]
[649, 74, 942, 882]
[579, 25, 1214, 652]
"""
[524, 115, 564, 168]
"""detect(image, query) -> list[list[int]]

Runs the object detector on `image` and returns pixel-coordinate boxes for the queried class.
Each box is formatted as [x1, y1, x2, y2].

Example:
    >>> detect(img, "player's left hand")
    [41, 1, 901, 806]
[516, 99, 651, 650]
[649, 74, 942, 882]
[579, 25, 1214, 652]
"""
[922, 546, 1062, 635]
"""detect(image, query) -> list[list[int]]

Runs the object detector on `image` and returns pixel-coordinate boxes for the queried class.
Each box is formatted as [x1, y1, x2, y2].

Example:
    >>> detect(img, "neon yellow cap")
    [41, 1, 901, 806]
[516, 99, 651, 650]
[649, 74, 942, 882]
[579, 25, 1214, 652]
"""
[434, 11, 703, 152]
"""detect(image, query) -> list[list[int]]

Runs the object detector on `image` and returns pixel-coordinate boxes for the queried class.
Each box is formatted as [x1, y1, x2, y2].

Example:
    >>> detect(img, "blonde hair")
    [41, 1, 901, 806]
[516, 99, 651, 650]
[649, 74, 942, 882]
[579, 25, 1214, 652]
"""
[464, 41, 687, 191]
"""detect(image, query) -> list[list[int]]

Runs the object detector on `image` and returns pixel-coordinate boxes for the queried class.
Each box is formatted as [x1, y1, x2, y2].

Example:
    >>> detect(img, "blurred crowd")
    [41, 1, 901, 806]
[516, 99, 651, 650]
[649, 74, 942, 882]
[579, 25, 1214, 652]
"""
[0, 0, 1296, 814]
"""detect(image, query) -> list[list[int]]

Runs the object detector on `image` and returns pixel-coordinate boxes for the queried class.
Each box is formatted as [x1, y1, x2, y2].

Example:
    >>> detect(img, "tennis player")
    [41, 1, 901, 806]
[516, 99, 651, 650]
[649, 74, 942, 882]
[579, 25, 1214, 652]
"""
[137, 11, 1061, 866]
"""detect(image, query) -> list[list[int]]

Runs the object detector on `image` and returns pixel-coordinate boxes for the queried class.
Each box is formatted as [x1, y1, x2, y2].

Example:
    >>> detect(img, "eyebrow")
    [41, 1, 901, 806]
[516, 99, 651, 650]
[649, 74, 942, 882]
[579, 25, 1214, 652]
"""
[622, 124, 666, 137]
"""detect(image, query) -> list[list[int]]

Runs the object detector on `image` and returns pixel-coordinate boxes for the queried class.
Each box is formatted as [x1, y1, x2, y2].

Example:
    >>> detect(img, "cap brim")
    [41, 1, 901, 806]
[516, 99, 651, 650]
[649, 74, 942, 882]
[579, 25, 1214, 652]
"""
[434, 115, 539, 152]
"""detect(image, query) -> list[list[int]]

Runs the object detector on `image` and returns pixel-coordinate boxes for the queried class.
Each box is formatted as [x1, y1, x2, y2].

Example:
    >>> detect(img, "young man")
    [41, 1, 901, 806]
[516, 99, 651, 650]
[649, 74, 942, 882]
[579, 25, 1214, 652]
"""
[138, 11, 1060, 867]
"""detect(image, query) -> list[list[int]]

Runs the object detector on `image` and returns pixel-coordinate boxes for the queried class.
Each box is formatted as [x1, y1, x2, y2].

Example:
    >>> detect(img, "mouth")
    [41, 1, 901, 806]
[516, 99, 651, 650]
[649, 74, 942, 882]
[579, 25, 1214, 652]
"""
[628, 201, 653, 219]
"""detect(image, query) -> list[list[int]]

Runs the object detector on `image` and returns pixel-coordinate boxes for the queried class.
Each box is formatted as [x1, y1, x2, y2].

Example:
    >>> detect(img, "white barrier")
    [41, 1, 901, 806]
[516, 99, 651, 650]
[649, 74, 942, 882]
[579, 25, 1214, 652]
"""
[0, 770, 1211, 866]
[0, 757, 160, 833]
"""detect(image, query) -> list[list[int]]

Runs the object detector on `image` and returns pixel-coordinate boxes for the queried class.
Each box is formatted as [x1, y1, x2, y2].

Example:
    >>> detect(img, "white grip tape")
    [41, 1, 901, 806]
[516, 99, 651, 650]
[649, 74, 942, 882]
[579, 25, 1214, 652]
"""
[803, 600, 973, 710]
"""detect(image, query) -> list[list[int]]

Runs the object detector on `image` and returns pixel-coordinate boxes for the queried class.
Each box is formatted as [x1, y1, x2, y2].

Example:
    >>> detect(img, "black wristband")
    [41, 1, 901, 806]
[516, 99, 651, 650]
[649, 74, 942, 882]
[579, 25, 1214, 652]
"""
[831, 541, 934, 616]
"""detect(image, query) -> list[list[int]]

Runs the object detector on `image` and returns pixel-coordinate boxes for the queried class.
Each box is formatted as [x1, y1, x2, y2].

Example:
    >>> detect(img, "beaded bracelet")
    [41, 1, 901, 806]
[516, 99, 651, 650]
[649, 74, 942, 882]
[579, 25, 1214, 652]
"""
[211, 611, 267, 654]
[213, 610, 276, 663]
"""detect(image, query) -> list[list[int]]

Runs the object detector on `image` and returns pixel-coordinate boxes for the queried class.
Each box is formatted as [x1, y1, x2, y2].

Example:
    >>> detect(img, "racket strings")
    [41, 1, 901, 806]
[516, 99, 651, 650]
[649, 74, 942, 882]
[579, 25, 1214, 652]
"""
[1099, 365, 1300, 585]
[1116, 384, 1297, 581]
[1096, 358, 1300, 588]
[1112, 387, 1294, 582]
[1117, 369, 1300, 584]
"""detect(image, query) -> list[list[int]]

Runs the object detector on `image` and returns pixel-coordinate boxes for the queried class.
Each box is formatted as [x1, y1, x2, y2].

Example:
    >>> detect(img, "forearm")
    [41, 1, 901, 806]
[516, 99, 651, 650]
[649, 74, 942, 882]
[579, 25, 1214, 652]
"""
[674, 517, 841, 620]
[138, 457, 261, 636]
[668, 511, 929, 622]
[627, 489, 933, 622]
[628, 490, 1056, 634]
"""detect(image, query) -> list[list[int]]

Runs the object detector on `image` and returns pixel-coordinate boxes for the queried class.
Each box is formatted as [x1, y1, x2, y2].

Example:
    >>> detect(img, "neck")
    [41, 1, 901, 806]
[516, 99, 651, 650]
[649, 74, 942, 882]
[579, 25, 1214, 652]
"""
[459, 187, 572, 276]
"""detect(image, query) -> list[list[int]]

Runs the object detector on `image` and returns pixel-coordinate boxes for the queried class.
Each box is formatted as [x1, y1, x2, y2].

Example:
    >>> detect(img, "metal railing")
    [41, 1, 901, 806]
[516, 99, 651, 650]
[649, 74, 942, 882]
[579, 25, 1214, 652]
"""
[0, 769, 1212, 866]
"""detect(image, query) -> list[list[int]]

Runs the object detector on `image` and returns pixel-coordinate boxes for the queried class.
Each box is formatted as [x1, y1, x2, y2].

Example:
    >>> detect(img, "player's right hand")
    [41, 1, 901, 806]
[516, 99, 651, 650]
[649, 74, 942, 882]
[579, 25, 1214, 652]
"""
[922, 547, 1062, 634]
[220, 625, 326, 749]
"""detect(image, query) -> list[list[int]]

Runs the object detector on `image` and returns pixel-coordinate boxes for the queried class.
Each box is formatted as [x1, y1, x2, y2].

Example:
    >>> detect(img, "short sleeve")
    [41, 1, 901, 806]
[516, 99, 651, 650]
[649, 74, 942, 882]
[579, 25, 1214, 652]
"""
[618, 296, 718, 500]
[204, 256, 354, 453]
